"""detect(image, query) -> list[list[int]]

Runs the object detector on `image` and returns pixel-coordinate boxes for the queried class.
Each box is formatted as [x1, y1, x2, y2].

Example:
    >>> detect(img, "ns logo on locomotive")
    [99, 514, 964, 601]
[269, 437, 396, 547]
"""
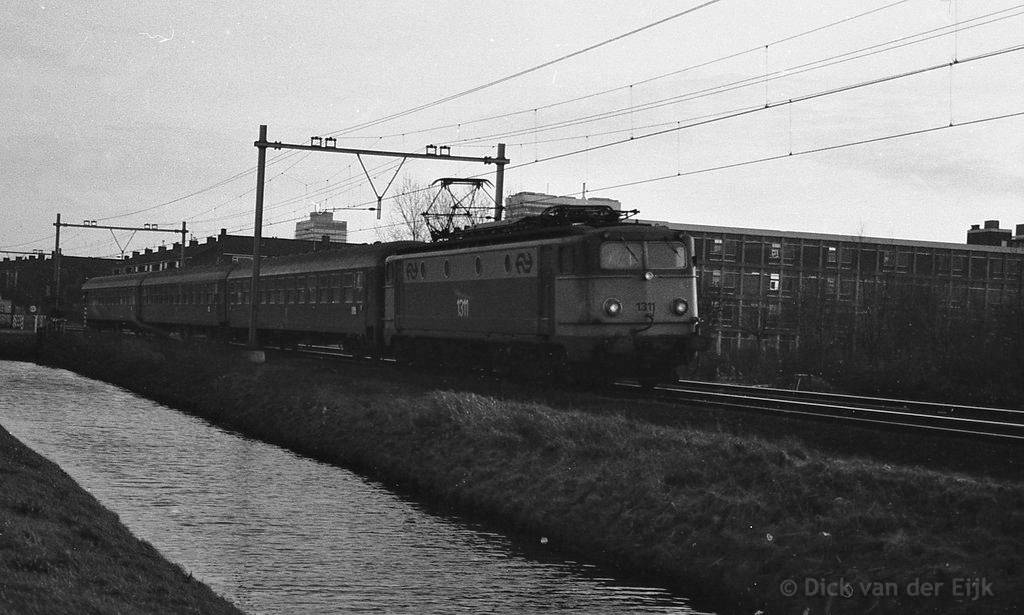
[82, 205, 709, 386]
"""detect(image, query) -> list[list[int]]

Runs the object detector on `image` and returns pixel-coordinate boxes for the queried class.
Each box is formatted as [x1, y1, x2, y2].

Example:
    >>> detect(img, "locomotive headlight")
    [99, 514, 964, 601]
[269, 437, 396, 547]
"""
[671, 298, 689, 315]
[643, 271, 655, 281]
[603, 298, 622, 317]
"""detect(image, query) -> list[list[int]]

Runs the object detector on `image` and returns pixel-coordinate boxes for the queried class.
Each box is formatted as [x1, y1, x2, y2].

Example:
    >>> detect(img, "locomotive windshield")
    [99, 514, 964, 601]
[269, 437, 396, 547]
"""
[600, 241, 689, 270]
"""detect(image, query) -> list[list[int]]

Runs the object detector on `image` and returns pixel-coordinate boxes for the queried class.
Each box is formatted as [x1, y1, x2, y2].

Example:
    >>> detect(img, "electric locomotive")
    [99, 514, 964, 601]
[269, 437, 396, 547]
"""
[385, 206, 707, 384]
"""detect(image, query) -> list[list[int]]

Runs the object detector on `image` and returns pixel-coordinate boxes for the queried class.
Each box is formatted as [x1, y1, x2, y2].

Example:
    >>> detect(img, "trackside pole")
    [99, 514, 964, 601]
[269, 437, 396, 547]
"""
[53, 213, 61, 313]
[493, 143, 506, 222]
[248, 124, 267, 349]
[180, 222, 187, 269]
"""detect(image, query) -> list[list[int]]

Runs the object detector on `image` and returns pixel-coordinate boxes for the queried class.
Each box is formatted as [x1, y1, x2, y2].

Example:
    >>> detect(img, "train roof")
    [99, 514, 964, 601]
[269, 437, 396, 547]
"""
[140, 264, 233, 286]
[417, 205, 651, 250]
[227, 241, 424, 278]
[81, 272, 148, 290]
[390, 223, 679, 260]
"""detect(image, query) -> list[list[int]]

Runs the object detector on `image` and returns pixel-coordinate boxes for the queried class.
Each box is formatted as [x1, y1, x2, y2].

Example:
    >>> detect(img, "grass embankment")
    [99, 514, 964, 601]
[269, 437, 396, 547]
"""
[0, 425, 242, 615]
[6, 332, 1023, 614]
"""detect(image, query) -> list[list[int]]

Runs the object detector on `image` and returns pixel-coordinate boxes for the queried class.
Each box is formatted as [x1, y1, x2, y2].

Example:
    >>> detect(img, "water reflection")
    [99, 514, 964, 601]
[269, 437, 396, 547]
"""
[0, 361, 711, 614]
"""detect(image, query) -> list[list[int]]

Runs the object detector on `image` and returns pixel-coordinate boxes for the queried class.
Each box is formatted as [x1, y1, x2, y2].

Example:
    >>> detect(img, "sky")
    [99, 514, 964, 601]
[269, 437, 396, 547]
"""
[2, 0, 1023, 258]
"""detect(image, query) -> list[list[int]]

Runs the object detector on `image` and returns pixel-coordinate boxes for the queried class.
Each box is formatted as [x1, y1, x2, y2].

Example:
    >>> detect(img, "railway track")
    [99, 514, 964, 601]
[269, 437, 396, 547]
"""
[617, 379, 1024, 441]
[231, 340, 1024, 442]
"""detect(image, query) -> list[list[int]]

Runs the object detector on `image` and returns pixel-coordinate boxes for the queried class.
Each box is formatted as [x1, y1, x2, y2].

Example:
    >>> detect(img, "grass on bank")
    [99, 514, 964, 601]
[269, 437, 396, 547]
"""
[8, 332, 1024, 614]
[0, 425, 242, 615]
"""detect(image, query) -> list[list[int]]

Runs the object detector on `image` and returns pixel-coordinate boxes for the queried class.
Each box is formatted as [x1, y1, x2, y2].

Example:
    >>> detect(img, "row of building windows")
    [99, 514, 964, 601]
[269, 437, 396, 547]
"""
[705, 268, 1020, 299]
[698, 238, 1024, 279]
[706, 288, 1012, 331]
[712, 330, 799, 356]
[112, 261, 180, 275]
[704, 271, 1019, 304]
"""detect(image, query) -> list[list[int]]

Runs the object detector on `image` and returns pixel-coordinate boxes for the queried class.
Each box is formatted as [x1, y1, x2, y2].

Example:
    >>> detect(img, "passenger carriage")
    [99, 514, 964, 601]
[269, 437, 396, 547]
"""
[138, 265, 231, 333]
[225, 242, 421, 352]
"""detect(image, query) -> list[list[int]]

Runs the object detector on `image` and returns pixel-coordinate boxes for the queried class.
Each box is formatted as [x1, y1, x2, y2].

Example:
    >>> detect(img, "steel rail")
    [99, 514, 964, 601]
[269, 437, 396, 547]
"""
[672, 378, 1024, 418]
[618, 380, 1024, 441]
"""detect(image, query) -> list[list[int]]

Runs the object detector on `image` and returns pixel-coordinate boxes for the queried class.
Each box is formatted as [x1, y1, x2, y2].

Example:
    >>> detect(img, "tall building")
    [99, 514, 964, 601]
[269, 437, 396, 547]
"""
[295, 211, 347, 243]
[656, 219, 1024, 356]
[504, 192, 620, 221]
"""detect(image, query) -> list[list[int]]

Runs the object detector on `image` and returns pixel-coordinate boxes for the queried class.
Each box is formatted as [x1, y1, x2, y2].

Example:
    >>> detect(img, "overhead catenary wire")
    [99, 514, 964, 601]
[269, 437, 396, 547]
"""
[0, 233, 58, 251]
[561, 110, 1024, 198]
[498, 42, 1024, 172]
[7, 2, 986, 249]
[235, 35, 1024, 241]
[327, 108, 1024, 239]
[321, 1, 723, 138]
[183, 159, 405, 237]
[170, 151, 317, 226]
[14, 6, 1019, 254]
[447, 6, 1024, 146]
[185, 157, 399, 229]
[339, 0, 915, 143]
[13, 147, 310, 252]
[237, 16, 1024, 238]
[92, 149, 300, 223]
[58, 35, 1024, 252]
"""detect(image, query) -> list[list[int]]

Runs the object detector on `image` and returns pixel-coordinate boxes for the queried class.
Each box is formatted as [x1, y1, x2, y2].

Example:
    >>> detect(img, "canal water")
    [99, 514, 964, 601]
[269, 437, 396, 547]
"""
[0, 361, 711, 614]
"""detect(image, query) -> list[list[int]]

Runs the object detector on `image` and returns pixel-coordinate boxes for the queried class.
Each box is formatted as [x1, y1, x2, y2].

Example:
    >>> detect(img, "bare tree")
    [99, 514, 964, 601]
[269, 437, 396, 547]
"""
[376, 177, 431, 242]
[376, 176, 495, 242]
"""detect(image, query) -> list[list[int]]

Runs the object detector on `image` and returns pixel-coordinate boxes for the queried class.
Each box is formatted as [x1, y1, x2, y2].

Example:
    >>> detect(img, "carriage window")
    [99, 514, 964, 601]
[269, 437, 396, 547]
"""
[600, 242, 644, 269]
[646, 242, 689, 269]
